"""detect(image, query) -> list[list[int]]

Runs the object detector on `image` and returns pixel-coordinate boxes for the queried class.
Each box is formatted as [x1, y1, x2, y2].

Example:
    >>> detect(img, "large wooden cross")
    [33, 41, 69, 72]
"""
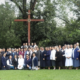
[14, 10, 44, 43]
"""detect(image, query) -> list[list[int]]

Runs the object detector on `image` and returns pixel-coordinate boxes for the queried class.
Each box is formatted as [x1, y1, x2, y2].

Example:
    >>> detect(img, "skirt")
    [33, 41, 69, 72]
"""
[38, 61, 40, 66]
[51, 60, 55, 66]
[46, 60, 51, 67]
[56, 61, 62, 67]
[73, 59, 79, 67]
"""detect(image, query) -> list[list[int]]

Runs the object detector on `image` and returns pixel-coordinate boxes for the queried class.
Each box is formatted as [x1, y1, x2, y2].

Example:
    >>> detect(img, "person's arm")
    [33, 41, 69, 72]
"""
[76, 48, 79, 59]
[7, 60, 12, 66]
[2, 57, 5, 67]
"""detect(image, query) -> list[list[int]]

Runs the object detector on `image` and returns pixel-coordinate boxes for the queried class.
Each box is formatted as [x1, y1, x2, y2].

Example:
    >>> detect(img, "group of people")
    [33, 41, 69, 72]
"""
[0, 42, 80, 70]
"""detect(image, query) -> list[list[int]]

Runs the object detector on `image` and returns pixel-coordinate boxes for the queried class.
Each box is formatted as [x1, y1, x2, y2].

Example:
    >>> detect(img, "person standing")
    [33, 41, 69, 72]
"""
[19, 48, 24, 58]
[2, 53, 9, 70]
[65, 45, 73, 69]
[45, 47, 51, 70]
[73, 44, 79, 70]
[40, 47, 46, 69]
[61, 46, 65, 68]
[55, 48, 62, 70]
[36, 47, 40, 67]
[50, 47, 56, 70]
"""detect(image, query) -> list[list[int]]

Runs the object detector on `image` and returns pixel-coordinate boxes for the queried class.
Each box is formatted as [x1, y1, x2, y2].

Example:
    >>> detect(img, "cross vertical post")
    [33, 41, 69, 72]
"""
[28, 10, 31, 43]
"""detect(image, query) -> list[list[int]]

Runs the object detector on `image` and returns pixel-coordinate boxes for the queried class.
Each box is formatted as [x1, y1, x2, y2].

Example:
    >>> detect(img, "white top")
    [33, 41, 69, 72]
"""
[7, 59, 13, 66]
[50, 49, 56, 60]
[34, 45, 38, 48]
[18, 58, 24, 66]
[65, 48, 72, 57]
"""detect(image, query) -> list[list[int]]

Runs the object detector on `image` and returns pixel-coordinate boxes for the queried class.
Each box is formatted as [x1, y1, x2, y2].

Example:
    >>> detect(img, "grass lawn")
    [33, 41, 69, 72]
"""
[0, 69, 80, 80]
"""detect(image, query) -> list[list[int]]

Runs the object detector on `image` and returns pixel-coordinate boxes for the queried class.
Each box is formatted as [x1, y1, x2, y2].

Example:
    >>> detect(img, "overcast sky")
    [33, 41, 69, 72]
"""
[0, 0, 5, 4]
[0, 0, 76, 27]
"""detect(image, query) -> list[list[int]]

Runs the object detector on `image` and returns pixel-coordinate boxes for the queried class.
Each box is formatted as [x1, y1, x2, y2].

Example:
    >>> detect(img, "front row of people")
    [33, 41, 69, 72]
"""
[1, 52, 39, 70]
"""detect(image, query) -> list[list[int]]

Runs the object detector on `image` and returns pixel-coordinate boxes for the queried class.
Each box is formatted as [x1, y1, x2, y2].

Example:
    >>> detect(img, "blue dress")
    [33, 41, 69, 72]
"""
[73, 48, 79, 67]
[45, 50, 51, 67]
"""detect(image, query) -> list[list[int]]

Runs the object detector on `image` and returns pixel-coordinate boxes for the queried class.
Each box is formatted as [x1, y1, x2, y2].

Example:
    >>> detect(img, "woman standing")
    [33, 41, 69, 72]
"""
[61, 46, 65, 68]
[65, 45, 73, 69]
[45, 47, 51, 70]
[50, 47, 56, 70]
[73, 44, 79, 70]
[56, 48, 62, 70]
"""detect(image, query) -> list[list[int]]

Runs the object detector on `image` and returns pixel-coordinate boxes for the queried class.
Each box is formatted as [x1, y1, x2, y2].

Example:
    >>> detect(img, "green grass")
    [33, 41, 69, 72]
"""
[0, 69, 80, 80]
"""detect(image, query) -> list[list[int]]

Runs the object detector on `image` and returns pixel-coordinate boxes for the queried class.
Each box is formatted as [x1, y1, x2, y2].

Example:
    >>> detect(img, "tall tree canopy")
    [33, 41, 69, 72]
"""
[0, 0, 80, 48]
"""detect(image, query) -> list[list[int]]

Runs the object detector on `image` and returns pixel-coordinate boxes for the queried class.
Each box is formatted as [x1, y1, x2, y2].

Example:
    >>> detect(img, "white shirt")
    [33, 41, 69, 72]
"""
[7, 59, 13, 66]
[65, 49, 72, 57]
[50, 49, 56, 60]
[18, 58, 24, 66]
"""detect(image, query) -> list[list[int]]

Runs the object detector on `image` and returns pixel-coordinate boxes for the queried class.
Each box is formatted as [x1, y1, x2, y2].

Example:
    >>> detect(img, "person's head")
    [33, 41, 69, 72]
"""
[26, 43, 27, 45]
[16, 49, 18, 52]
[26, 55, 29, 59]
[74, 44, 76, 48]
[36, 47, 39, 51]
[31, 43, 34, 45]
[14, 48, 17, 52]
[64, 44, 67, 48]
[12, 49, 14, 52]
[28, 43, 30, 46]
[3, 48, 5, 52]
[70, 45, 73, 48]
[0, 49, 2, 53]
[34, 43, 36, 45]
[18, 48, 21, 51]
[32, 48, 34, 52]
[21, 48, 23, 51]
[19, 55, 22, 58]
[23, 43, 25, 46]
[28, 48, 31, 51]
[76, 42, 79, 47]
[62, 46, 65, 50]
[45, 47, 48, 50]
[56, 48, 59, 51]
[51, 47, 54, 50]
[3, 53, 6, 57]
[42, 47, 44, 51]
[47, 47, 49, 51]
[49, 47, 52, 50]
[9, 55, 12, 59]
[14, 55, 17, 58]
[7, 48, 9, 51]
[9, 48, 11, 51]
[24, 48, 26, 51]
[67, 45, 70, 49]
[59, 45, 61, 49]
[33, 52, 36, 57]
[25, 48, 27, 51]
